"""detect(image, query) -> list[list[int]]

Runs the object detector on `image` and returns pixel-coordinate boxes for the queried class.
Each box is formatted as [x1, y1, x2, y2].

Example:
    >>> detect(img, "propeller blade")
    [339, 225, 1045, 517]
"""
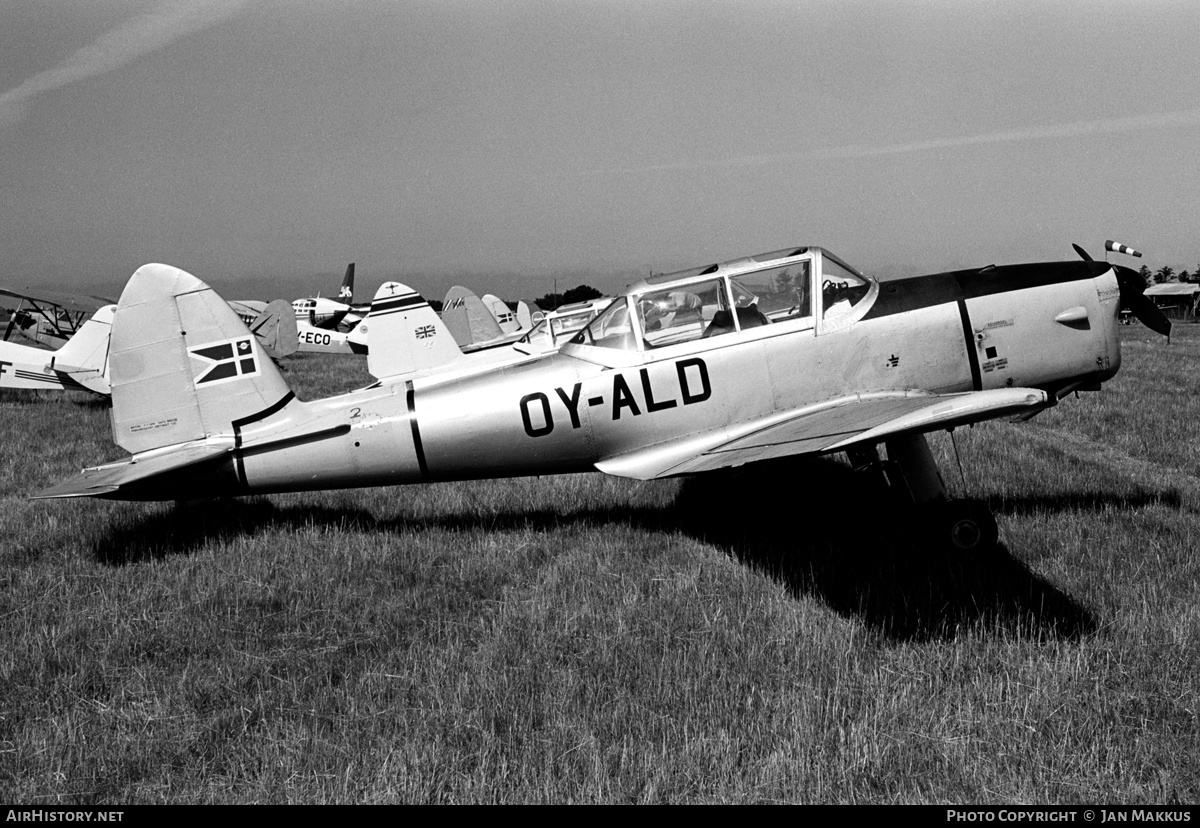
[1072, 243, 1094, 262]
[1129, 293, 1172, 337]
[1115, 267, 1171, 337]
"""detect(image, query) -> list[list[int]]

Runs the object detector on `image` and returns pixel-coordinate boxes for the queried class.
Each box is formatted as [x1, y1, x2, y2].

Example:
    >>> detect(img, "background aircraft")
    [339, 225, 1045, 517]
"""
[296, 317, 363, 355]
[37, 243, 1167, 553]
[349, 281, 596, 384]
[440, 286, 528, 352]
[291, 263, 368, 330]
[225, 299, 299, 359]
[1, 287, 114, 348]
[1, 304, 114, 394]
[513, 297, 610, 354]
[481, 293, 522, 334]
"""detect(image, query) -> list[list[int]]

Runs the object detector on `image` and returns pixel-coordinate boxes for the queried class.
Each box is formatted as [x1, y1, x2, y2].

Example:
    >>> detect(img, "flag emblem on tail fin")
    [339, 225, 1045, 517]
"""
[415, 325, 436, 339]
[188, 337, 260, 386]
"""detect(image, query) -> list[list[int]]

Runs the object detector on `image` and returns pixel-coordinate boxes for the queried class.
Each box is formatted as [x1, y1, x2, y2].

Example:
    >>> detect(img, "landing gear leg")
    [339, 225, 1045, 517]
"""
[877, 433, 998, 553]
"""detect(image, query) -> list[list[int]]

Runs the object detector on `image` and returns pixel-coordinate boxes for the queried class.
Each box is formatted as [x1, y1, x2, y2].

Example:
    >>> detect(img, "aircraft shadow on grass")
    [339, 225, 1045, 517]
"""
[84, 455, 1184, 642]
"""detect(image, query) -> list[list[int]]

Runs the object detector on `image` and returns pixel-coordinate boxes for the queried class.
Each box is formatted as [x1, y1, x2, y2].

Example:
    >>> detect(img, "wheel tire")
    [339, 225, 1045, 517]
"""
[945, 501, 998, 552]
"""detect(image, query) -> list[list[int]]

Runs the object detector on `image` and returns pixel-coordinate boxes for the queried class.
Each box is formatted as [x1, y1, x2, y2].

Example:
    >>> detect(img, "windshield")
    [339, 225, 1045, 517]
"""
[570, 298, 636, 349]
[729, 259, 811, 322]
[820, 256, 872, 320]
[551, 311, 594, 338]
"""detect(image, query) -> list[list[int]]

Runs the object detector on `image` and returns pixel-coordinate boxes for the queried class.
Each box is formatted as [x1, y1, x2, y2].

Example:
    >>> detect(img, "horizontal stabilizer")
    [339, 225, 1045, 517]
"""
[32, 444, 232, 500]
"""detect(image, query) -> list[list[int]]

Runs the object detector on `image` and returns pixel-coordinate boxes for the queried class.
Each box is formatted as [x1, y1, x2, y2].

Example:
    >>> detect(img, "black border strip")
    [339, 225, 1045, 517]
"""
[405, 380, 429, 480]
[231, 392, 296, 448]
[240, 424, 352, 458]
[957, 299, 982, 392]
[229, 391, 296, 487]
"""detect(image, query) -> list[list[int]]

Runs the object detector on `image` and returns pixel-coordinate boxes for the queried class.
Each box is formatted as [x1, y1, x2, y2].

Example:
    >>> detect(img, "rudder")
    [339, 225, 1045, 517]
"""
[110, 263, 296, 454]
[363, 281, 464, 380]
[52, 304, 115, 394]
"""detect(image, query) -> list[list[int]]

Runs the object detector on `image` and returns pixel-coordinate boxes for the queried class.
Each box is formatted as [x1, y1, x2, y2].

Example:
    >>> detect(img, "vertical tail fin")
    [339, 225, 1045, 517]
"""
[247, 299, 299, 359]
[362, 282, 464, 380]
[441, 286, 503, 348]
[338, 262, 355, 301]
[110, 263, 296, 454]
[52, 304, 115, 394]
[482, 293, 520, 334]
[516, 300, 541, 330]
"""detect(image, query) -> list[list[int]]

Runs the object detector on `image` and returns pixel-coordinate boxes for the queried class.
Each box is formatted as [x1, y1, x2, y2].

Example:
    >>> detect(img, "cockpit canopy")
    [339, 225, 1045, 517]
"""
[567, 246, 874, 353]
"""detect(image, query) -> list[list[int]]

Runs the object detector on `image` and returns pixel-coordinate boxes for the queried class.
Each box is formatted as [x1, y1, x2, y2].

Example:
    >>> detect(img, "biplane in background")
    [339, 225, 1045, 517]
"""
[1, 287, 114, 349]
[36, 240, 1168, 554]
[1, 304, 114, 395]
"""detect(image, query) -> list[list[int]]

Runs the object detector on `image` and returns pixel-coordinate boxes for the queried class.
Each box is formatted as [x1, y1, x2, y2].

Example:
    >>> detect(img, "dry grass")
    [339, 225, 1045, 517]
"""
[0, 328, 1196, 803]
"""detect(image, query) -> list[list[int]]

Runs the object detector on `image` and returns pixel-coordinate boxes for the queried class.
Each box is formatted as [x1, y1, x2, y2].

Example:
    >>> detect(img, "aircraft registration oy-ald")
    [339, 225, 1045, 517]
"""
[35, 239, 1168, 553]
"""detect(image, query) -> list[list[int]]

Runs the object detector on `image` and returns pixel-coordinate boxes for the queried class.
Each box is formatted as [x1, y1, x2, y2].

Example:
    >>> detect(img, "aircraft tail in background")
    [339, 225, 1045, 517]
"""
[50, 304, 116, 395]
[482, 293, 521, 334]
[247, 299, 298, 359]
[360, 282, 465, 380]
[441, 286, 504, 350]
[516, 300, 543, 330]
[338, 262, 355, 302]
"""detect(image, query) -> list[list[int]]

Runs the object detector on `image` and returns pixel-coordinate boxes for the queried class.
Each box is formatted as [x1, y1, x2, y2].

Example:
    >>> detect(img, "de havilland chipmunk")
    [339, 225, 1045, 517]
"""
[35, 241, 1169, 551]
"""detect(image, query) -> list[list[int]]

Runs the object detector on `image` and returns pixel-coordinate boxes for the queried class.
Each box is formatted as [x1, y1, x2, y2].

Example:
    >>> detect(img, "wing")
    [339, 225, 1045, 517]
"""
[595, 387, 1051, 480]
[0, 287, 113, 315]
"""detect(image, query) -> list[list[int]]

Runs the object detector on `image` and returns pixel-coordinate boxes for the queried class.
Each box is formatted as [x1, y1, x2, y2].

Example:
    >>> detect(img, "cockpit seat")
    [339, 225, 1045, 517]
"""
[702, 305, 769, 338]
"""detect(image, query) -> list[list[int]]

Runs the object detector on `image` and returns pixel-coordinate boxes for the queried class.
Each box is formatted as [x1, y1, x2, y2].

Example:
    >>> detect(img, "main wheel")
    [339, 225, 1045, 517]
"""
[942, 500, 998, 552]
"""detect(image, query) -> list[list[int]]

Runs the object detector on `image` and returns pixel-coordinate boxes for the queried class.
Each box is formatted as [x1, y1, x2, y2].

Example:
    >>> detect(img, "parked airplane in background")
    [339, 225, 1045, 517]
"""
[1, 305, 114, 395]
[513, 297, 610, 354]
[1, 287, 113, 348]
[516, 300, 545, 330]
[348, 282, 598, 383]
[37, 241, 1168, 554]
[291, 263, 365, 330]
[225, 299, 299, 359]
[296, 317, 363, 355]
[441, 286, 527, 352]
[482, 293, 522, 334]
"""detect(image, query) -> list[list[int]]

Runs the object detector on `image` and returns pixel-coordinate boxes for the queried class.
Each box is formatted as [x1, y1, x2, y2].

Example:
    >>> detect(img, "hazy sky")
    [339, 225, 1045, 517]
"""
[2, 0, 1198, 301]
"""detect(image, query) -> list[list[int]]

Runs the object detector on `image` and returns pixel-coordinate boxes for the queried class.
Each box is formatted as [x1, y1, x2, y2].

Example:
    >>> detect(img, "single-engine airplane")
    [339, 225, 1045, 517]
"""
[35, 241, 1168, 551]
[1, 304, 115, 394]
[291, 263, 365, 330]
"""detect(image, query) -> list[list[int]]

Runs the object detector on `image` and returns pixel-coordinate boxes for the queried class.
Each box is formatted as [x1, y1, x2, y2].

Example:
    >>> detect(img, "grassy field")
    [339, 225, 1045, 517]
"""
[0, 325, 1197, 804]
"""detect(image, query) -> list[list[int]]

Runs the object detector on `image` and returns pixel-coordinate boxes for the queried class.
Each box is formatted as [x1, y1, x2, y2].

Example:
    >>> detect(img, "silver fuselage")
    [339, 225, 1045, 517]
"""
[171, 259, 1122, 500]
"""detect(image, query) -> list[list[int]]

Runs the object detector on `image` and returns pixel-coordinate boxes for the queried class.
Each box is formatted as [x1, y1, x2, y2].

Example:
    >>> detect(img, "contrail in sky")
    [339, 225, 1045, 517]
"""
[601, 108, 1200, 174]
[0, 0, 246, 126]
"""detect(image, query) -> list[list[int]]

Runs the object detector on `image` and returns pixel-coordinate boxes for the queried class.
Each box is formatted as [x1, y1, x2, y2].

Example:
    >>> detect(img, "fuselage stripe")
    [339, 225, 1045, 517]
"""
[405, 380, 430, 480]
[370, 295, 424, 313]
[229, 391, 296, 492]
[957, 299, 982, 392]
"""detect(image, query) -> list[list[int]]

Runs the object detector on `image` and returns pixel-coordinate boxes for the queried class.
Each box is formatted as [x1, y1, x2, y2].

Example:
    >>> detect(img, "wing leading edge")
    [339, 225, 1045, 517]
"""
[595, 387, 1051, 480]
